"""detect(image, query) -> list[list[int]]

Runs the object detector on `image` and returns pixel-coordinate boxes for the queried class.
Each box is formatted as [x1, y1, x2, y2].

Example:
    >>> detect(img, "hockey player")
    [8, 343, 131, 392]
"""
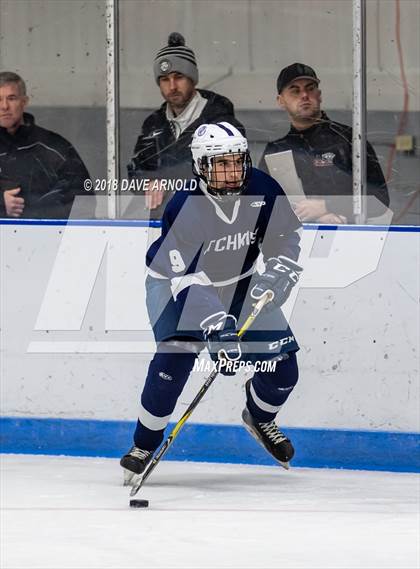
[121, 122, 303, 483]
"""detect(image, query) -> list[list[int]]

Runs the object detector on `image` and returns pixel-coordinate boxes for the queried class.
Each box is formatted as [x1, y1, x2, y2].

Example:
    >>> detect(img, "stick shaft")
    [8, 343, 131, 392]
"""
[131, 368, 218, 493]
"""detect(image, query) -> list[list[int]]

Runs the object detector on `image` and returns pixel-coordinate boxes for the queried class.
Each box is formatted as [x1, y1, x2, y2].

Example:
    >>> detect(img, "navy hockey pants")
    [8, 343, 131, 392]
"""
[133, 344, 299, 451]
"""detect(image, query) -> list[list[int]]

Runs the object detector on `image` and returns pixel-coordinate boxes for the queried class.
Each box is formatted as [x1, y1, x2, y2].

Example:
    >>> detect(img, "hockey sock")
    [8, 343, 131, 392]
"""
[246, 351, 299, 423]
[134, 343, 197, 450]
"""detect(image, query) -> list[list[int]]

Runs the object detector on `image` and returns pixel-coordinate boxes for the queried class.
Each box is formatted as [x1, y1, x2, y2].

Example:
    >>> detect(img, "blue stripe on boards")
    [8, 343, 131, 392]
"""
[0, 417, 418, 473]
[0, 218, 162, 228]
[1, 218, 419, 232]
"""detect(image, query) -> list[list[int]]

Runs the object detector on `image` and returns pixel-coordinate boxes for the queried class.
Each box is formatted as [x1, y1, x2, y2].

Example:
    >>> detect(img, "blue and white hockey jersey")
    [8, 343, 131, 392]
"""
[146, 167, 301, 340]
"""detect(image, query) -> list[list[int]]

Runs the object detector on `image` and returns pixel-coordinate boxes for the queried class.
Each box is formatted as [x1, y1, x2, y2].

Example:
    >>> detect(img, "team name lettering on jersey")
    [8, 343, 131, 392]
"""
[203, 229, 258, 255]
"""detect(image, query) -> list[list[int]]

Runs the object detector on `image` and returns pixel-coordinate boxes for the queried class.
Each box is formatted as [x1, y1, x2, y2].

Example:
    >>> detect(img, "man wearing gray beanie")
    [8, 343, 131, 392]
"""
[127, 33, 244, 219]
[153, 32, 199, 86]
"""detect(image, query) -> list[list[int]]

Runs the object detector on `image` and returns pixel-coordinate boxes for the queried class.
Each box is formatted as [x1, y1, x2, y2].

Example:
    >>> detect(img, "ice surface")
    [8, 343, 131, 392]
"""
[1, 454, 419, 569]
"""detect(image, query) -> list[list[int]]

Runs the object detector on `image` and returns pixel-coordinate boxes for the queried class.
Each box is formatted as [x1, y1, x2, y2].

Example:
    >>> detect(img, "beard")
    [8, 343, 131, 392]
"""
[292, 103, 321, 123]
[165, 89, 195, 114]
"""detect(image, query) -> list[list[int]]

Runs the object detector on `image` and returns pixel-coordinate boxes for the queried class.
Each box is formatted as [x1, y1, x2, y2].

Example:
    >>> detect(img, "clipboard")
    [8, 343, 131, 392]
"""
[264, 150, 305, 203]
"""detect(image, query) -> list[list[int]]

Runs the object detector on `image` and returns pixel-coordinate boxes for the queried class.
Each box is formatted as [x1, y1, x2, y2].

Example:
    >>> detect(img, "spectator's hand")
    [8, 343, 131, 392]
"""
[4, 187, 25, 217]
[145, 179, 165, 210]
[317, 213, 347, 224]
[294, 198, 327, 222]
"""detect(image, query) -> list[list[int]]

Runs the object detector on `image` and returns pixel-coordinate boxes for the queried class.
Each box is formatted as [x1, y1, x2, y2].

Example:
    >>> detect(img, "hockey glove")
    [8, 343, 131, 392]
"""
[200, 312, 242, 376]
[251, 256, 303, 311]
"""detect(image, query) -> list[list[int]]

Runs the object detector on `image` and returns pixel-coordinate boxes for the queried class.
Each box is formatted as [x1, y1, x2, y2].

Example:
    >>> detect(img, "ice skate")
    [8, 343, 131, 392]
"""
[242, 381, 294, 469]
[120, 446, 153, 486]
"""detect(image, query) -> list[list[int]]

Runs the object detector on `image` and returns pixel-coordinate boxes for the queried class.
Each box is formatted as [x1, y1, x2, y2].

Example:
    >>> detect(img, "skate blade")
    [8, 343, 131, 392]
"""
[122, 469, 140, 487]
[242, 421, 291, 471]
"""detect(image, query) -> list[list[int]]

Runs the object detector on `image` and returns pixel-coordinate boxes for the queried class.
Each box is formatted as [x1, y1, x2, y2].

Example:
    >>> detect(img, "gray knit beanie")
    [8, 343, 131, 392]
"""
[153, 33, 198, 85]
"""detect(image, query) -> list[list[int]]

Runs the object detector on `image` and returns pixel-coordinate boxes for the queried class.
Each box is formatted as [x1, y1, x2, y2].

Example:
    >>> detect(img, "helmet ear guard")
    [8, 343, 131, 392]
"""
[191, 155, 209, 179]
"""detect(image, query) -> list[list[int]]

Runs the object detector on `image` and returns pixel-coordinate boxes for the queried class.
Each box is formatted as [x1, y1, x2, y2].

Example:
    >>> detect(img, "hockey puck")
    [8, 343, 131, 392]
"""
[129, 499, 149, 508]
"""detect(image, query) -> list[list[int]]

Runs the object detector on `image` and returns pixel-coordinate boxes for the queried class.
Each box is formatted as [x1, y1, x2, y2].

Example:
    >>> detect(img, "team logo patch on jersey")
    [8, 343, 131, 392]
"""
[313, 152, 335, 167]
[159, 371, 173, 381]
[250, 201, 266, 208]
[159, 60, 171, 73]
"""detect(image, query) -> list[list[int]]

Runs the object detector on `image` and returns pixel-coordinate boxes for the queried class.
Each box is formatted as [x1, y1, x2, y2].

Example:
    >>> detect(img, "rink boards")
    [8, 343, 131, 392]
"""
[0, 221, 419, 472]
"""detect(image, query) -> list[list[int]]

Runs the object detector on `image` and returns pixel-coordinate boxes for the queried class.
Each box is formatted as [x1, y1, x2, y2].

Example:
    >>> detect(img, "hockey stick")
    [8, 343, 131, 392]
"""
[130, 290, 274, 497]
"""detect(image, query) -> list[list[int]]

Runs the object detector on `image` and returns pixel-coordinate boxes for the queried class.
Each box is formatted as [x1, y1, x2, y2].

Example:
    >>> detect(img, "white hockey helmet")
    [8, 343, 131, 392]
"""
[191, 122, 251, 200]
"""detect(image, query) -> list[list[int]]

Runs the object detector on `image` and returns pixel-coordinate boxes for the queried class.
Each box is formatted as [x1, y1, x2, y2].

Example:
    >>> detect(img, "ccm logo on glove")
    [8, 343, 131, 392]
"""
[251, 256, 303, 311]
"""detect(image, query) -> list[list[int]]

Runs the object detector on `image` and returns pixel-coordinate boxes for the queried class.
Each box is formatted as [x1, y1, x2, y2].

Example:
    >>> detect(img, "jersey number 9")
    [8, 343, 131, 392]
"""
[169, 249, 186, 273]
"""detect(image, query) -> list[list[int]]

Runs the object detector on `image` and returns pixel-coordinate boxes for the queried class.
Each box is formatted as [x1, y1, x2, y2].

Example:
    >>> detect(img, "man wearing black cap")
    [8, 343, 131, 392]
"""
[127, 33, 244, 219]
[259, 63, 389, 223]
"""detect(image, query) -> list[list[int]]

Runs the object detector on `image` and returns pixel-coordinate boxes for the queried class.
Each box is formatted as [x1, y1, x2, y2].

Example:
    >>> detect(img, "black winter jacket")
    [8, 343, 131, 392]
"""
[259, 113, 389, 222]
[127, 89, 245, 219]
[0, 113, 94, 219]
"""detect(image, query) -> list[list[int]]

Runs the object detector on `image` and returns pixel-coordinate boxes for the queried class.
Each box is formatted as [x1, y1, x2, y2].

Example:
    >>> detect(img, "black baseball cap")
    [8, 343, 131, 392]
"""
[277, 63, 320, 94]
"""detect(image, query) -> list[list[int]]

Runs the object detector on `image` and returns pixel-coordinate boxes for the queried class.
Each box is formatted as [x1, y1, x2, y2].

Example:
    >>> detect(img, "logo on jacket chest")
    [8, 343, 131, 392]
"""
[313, 152, 335, 167]
[203, 229, 258, 255]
